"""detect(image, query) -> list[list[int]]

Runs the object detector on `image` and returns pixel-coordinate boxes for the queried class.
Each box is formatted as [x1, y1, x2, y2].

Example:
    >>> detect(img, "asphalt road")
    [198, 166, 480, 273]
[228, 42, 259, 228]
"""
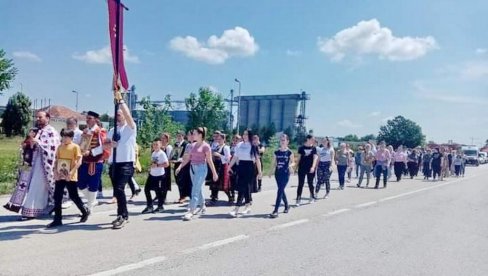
[1, 165, 487, 276]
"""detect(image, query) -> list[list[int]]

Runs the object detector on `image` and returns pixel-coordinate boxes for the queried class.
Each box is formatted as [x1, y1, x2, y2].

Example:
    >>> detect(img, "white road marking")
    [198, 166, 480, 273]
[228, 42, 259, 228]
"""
[323, 208, 351, 217]
[354, 201, 377, 208]
[181, 235, 249, 255]
[88, 256, 168, 276]
[269, 219, 309, 231]
[379, 175, 474, 203]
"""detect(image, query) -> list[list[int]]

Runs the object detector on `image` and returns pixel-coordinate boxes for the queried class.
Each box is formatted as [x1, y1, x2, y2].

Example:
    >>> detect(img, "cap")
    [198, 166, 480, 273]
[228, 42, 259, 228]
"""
[87, 111, 100, 119]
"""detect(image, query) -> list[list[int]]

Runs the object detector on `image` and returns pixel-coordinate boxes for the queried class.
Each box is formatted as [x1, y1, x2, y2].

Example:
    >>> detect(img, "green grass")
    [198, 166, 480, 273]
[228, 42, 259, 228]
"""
[0, 136, 23, 195]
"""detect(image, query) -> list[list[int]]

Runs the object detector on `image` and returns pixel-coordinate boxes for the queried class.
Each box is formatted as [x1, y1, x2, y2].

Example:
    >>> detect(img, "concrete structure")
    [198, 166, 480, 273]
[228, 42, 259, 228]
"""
[235, 93, 308, 132]
[37, 105, 86, 131]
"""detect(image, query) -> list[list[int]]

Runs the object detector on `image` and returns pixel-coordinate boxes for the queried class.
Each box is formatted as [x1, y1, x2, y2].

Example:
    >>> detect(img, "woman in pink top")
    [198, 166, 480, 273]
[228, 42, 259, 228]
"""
[176, 127, 218, 221]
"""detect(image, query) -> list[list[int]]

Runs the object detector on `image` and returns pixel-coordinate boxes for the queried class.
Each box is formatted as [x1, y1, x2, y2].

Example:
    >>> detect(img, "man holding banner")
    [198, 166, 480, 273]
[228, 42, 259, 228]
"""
[106, 93, 136, 229]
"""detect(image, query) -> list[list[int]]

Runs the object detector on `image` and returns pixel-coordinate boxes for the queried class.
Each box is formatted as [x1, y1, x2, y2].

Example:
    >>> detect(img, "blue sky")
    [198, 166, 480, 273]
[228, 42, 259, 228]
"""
[1, 0, 488, 145]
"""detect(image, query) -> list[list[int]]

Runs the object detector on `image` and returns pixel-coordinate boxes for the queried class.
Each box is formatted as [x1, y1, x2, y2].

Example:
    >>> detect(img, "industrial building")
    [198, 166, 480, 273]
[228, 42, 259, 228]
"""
[235, 92, 310, 132]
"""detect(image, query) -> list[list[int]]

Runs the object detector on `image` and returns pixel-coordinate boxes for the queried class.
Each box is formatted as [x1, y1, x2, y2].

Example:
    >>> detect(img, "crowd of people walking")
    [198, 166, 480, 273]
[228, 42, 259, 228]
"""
[3, 96, 471, 228]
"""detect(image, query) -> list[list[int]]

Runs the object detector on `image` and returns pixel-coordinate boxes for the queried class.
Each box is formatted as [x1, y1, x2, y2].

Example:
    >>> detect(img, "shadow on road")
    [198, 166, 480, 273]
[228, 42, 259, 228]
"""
[0, 222, 113, 241]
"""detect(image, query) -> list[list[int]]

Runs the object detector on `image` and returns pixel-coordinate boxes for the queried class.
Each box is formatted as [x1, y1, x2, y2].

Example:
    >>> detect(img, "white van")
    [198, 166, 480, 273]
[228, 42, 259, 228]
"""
[462, 146, 480, 166]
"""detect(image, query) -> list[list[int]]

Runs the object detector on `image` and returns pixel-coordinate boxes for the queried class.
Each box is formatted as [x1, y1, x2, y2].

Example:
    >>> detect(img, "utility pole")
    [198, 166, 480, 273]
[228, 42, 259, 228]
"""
[234, 78, 241, 134]
[229, 89, 234, 132]
[72, 90, 79, 112]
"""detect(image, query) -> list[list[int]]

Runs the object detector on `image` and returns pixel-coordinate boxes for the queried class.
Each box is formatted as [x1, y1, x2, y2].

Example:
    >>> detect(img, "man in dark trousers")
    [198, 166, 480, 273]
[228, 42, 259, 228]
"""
[106, 91, 137, 229]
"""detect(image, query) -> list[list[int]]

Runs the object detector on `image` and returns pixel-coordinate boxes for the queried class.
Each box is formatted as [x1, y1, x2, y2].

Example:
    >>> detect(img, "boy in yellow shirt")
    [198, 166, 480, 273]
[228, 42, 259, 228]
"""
[47, 129, 90, 228]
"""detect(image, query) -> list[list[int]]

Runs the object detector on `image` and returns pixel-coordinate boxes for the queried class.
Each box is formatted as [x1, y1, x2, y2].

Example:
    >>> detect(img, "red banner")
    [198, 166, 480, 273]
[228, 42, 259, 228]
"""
[108, 0, 129, 91]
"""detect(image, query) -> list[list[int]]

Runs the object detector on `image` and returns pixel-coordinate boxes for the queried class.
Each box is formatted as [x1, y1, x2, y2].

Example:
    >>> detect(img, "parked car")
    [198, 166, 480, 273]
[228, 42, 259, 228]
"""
[479, 152, 488, 164]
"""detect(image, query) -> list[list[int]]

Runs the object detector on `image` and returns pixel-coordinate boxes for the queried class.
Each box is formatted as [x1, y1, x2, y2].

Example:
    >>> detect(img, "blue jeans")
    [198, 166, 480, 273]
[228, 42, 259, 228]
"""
[274, 170, 289, 212]
[189, 164, 207, 211]
[374, 164, 388, 188]
[337, 165, 348, 187]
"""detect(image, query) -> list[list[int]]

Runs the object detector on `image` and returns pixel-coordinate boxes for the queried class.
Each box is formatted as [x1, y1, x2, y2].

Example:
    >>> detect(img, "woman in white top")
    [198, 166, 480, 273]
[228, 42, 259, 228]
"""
[393, 145, 407, 182]
[228, 128, 262, 217]
[315, 137, 335, 198]
[160, 133, 173, 199]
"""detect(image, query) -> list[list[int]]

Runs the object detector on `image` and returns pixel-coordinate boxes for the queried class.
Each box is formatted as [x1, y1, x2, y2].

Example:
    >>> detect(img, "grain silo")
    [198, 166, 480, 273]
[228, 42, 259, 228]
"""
[235, 92, 310, 132]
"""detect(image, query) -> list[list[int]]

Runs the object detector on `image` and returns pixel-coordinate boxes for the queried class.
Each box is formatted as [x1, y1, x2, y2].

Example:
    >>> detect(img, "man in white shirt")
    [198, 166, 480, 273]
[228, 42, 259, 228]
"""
[106, 92, 137, 229]
[66, 117, 83, 145]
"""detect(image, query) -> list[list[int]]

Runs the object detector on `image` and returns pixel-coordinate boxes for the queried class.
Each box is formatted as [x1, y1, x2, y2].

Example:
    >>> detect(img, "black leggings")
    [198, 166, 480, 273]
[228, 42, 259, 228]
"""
[236, 161, 254, 207]
[432, 164, 441, 179]
[394, 162, 405, 181]
[297, 170, 315, 200]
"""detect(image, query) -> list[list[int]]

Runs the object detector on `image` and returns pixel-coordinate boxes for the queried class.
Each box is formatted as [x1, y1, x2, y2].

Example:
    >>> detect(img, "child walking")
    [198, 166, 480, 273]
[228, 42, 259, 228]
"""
[47, 129, 89, 228]
[142, 138, 170, 214]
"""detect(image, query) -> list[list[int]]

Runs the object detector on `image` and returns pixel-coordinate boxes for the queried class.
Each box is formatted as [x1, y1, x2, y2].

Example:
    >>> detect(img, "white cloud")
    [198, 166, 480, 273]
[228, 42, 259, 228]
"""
[337, 119, 362, 128]
[73, 45, 140, 64]
[460, 62, 488, 80]
[13, 51, 41, 62]
[318, 19, 438, 62]
[286, 50, 302, 56]
[476, 48, 487, 55]
[169, 26, 259, 64]
[369, 111, 381, 117]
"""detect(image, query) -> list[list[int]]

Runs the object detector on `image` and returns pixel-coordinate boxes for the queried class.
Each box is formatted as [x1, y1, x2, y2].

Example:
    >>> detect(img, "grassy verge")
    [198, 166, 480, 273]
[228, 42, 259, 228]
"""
[0, 136, 23, 195]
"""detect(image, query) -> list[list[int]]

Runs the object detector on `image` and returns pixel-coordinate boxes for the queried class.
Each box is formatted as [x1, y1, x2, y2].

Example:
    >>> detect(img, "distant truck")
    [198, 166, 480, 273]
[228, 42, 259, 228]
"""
[462, 146, 480, 166]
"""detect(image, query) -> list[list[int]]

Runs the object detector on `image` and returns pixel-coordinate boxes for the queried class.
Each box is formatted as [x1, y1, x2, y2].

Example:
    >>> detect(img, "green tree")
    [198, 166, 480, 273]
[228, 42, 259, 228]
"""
[138, 95, 184, 148]
[1, 92, 32, 136]
[377, 116, 425, 149]
[185, 87, 226, 134]
[360, 134, 377, 142]
[343, 134, 360, 142]
[0, 49, 18, 94]
[99, 113, 112, 122]
[260, 122, 276, 144]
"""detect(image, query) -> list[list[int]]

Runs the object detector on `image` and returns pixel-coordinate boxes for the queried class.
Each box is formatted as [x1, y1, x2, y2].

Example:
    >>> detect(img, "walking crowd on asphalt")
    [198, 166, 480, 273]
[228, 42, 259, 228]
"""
[3, 95, 471, 228]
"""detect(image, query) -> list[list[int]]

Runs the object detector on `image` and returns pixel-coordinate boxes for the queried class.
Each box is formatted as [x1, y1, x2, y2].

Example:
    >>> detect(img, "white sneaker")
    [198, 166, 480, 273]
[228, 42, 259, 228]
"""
[240, 207, 251, 215]
[296, 200, 301, 207]
[61, 201, 73, 209]
[229, 210, 238, 218]
[182, 212, 193, 221]
[323, 193, 329, 199]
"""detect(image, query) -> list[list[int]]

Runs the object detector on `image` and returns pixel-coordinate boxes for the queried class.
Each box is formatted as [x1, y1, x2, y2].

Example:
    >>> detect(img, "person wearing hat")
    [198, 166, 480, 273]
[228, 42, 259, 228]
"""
[77, 111, 107, 211]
